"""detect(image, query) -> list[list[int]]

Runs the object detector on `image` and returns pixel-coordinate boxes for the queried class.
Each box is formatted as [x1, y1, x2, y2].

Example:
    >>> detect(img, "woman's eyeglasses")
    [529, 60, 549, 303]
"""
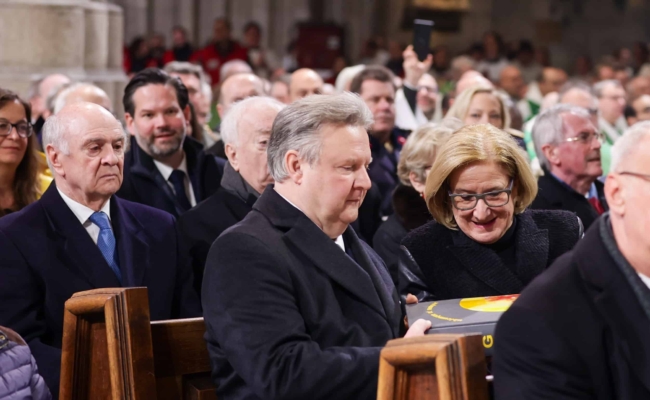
[448, 180, 514, 211]
[0, 119, 33, 138]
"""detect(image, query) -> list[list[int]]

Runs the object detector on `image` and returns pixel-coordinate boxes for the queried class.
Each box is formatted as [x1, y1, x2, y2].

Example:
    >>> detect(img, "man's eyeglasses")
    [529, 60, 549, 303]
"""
[448, 180, 514, 211]
[0, 119, 33, 138]
[564, 131, 604, 145]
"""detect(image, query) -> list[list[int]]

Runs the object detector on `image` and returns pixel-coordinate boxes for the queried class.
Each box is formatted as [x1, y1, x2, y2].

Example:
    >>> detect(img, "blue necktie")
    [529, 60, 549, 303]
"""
[169, 169, 192, 211]
[88, 211, 122, 284]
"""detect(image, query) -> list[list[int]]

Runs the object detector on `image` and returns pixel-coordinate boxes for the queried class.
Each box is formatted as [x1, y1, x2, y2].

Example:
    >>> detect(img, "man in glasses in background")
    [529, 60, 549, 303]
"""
[531, 104, 608, 230]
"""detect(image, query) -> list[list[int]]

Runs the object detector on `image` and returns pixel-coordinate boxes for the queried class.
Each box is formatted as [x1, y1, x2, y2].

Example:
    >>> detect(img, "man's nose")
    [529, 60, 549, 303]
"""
[356, 167, 372, 191]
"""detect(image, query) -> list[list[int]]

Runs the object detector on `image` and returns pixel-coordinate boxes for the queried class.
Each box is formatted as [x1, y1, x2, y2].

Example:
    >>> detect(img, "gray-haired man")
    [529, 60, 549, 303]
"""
[202, 92, 430, 400]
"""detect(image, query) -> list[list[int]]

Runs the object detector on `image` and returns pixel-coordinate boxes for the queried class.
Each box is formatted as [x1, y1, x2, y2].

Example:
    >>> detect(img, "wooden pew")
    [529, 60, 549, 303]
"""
[377, 334, 489, 400]
[61, 288, 488, 400]
[59, 287, 214, 400]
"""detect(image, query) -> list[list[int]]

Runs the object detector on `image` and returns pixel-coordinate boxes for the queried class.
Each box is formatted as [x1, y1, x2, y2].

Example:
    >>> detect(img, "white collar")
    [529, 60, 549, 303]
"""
[274, 188, 345, 252]
[153, 152, 188, 181]
[57, 188, 111, 225]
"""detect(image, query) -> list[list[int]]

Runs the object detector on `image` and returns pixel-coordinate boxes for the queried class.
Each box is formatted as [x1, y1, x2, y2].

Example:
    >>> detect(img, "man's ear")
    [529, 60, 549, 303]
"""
[217, 103, 224, 119]
[124, 113, 135, 135]
[604, 174, 625, 217]
[183, 105, 191, 124]
[225, 143, 239, 171]
[541, 144, 560, 167]
[284, 150, 304, 184]
[45, 144, 65, 177]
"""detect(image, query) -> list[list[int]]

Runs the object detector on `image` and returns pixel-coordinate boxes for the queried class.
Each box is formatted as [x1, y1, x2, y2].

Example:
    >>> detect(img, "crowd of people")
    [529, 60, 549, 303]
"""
[2, 16, 650, 400]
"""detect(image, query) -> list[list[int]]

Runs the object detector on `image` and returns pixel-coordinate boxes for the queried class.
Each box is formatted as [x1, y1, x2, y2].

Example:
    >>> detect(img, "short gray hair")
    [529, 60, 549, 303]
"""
[52, 82, 109, 115]
[593, 79, 623, 98]
[42, 113, 70, 171]
[164, 61, 209, 85]
[220, 60, 252, 83]
[533, 104, 592, 170]
[221, 96, 285, 146]
[268, 92, 373, 182]
[611, 121, 650, 172]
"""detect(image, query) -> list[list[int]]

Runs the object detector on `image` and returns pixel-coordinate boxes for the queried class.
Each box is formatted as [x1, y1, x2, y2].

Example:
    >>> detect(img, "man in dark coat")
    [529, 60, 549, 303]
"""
[179, 96, 284, 293]
[494, 122, 650, 399]
[350, 65, 410, 216]
[0, 103, 200, 399]
[202, 93, 430, 400]
[118, 68, 222, 217]
[530, 104, 608, 229]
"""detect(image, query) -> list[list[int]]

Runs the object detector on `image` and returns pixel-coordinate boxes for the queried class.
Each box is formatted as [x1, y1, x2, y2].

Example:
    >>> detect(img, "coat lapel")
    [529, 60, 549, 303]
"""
[111, 197, 149, 287]
[578, 223, 650, 393]
[448, 225, 525, 295]
[345, 228, 398, 328]
[41, 185, 121, 289]
[283, 219, 386, 318]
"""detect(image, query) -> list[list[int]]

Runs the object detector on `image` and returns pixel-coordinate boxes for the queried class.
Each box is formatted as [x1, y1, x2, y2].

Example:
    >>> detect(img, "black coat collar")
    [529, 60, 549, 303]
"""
[39, 184, 149, 288]
[446, 211, 550, 294]
[576, 217, 650, 393]
[254, 186, 397, 326]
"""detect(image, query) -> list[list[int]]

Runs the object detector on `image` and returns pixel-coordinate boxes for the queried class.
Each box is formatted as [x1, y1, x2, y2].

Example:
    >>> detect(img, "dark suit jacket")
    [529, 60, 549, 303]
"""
[0, 185, 201, 398]
[117, 135, 222, 217]
[400, 209, 581, 302]
[178, 186, 255, 295]
[493, 216, 650, 399]
[531, 171, 608, 230]
[202, 187, 401, 400]
[368, 128, 410, 216]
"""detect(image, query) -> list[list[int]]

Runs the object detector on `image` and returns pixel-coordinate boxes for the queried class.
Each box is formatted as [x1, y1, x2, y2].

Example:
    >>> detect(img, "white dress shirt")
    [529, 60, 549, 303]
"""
[153, 154, 197, 207]
[274, 189, 345, 252]
[58, 189, 111, 244]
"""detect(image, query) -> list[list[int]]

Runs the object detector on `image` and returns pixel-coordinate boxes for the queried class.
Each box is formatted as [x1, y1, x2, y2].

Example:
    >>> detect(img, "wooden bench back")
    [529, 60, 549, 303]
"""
[377, 334, 489, 400]
[59, 287, 214, 400]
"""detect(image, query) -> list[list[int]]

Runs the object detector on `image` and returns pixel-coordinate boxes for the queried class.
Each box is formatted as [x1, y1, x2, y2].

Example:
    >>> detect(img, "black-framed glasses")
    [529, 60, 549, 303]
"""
[564, 131, 604, 145]
[618, 171, 650, 182]
[0, 119, 33, 138]
[448, 180, 514, 211]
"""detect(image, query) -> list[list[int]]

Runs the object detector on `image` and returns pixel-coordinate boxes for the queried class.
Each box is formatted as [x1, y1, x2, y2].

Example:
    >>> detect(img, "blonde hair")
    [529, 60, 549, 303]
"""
[444, 85, 511, 129]
[424, 124, 538, 229]
[397, 120, 459, 186]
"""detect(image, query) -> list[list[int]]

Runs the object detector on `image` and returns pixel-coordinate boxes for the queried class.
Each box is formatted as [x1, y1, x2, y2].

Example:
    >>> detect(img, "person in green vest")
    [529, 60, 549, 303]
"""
[595, 80, 628, 175]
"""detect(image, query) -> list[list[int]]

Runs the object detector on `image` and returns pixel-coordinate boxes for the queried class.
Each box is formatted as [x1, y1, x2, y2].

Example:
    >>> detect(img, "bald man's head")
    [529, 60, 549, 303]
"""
[217, 73, 265, 118]
[43, 102, 125, 209]
[30, 73, 71, 119]
[456, 70, 493, 95]
[289, 68, 324, 102]
[499, 65, 525, 99]
[53, 83, 112, 115]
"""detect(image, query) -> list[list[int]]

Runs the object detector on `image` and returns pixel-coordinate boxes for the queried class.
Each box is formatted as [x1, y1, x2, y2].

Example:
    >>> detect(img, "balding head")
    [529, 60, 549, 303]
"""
[44, 102, 125, 210]
[539, 67, 568, 96]
[217, 73, 265, 118]
[53, 83, 112, 115]
[456, 70, 493, 95]
[499, 65, 525, 100]
[30, 73, 71, 119]
[289, 68, 324, 102]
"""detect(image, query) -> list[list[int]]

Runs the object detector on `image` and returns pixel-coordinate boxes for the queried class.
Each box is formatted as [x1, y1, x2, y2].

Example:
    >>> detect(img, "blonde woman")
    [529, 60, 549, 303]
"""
[373, 121, 456, 285]
[399, 124, 582, 302]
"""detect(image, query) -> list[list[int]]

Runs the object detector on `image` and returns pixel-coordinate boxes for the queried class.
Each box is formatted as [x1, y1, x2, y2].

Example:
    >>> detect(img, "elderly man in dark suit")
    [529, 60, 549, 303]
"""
[494, 121, 650, 399]
[202, 93, 431, 400]
[118, 68, 222, 217]
[179, 96, 284, 293]
[0, 103, 201, 398]
[531, 104, 608, 229]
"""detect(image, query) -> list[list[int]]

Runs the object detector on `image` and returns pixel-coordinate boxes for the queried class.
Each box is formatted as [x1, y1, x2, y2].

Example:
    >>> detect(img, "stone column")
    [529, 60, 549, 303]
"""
[0, 0, 127, 116]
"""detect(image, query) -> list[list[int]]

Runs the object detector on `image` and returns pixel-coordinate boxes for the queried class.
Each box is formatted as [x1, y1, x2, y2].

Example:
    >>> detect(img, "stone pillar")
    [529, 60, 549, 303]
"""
[0, 0, 127, 116]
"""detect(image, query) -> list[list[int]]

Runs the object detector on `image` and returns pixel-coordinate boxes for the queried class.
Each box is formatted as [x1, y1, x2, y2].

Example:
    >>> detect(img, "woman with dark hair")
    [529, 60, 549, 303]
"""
[0, 89, 47, 217]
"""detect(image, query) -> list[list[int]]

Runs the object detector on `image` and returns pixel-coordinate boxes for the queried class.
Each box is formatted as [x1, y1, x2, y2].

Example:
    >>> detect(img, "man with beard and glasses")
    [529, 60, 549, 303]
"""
[118, 68, 222, 217]
[531, 104, 608, 230]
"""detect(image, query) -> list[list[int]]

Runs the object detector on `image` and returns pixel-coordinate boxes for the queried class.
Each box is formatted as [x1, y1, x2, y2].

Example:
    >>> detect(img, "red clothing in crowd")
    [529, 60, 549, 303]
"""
[190, 40, 248, 84]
